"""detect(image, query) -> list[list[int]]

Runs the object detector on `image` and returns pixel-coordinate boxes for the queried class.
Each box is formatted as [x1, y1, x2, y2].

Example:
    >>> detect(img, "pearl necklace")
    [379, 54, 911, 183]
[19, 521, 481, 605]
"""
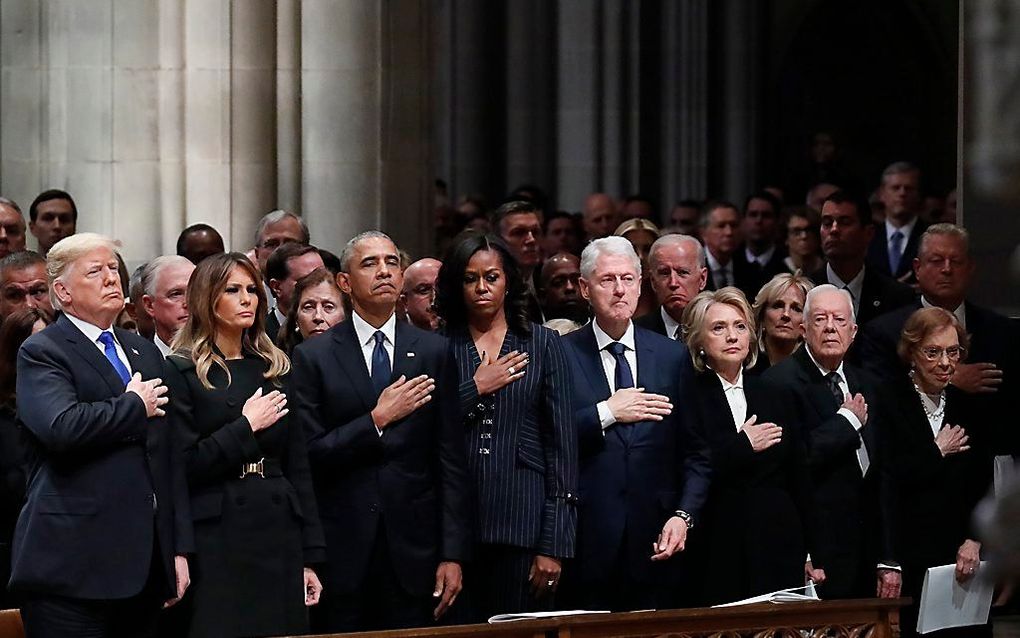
[910, 373, 946, 421]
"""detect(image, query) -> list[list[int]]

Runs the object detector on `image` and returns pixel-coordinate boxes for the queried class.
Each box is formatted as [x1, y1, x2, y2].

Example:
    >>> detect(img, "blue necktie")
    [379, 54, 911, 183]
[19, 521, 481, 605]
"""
[606, 342, 634, 390]
[888, 230, 904, 275]
[371, 331, 391, 395]
[97, 331, 131, 386]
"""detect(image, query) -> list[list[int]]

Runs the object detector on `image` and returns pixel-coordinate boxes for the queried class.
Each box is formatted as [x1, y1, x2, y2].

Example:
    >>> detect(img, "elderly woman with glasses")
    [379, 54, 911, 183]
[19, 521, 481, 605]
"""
[885, 307, 993, 638]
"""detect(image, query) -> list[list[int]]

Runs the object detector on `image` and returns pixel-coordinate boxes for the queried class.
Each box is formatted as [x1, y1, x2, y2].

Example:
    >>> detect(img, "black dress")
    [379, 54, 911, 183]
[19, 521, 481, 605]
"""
[884, 377, 993, 638]
[0, 402, 26, 610]
[164, 352, 326, 638]
[685, 371, 816, 606]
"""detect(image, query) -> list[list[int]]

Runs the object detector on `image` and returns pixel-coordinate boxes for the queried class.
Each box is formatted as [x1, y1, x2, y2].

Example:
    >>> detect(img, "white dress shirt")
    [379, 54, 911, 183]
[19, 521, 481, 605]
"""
[660, 307, 682, 341]
[825, 263, 866, 317]
[885, 216, 918, 258]
[154, 334, 173, 359]
[65, 313, 134, 376]
[716, 370, 746, 431]
[592, 320, 637, 430]
[921, 296, 967, 331]
[706, 250, 734, 288]
[351, 311, 397, 436]
[744, 244, 776, 268]
[805, 347, 869, 474]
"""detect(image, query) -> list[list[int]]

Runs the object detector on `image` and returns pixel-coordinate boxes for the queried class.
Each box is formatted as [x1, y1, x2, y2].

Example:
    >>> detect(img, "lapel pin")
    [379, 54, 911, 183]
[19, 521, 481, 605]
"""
[873, 300, 880, 307]
[131, 348, 140, 355]
[407, 352, 416, 358]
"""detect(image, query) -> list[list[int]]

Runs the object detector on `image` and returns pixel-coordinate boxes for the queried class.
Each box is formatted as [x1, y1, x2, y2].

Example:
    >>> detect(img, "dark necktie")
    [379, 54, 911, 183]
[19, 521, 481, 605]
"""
[825, 370, 844, 408]
[370, 331, 391, 395]
[98, 331, 131, 386]
[888, 230, 904, 274]
[606, 341, 634, 390]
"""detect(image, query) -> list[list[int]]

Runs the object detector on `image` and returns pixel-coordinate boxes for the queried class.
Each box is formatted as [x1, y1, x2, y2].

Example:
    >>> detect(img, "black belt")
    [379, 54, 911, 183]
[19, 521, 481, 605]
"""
[239, 457, 283, 479]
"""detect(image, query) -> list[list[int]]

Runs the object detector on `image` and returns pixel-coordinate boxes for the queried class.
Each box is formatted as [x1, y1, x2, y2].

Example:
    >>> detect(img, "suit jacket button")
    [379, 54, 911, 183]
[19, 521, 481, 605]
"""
[369, 503, 379, 513]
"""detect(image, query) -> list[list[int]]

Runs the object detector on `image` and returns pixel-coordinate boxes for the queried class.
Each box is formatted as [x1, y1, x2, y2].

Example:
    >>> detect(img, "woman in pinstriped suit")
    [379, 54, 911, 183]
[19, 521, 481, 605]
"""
[436, 233, 578, 622]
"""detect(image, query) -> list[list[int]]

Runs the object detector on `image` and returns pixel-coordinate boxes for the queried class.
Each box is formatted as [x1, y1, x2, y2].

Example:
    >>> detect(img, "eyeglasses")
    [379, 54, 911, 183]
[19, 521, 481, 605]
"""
[920, 346, 965, 362]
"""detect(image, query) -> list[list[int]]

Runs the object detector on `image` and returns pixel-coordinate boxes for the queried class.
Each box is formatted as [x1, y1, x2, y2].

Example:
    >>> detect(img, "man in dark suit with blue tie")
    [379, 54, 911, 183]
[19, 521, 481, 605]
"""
[560, 237, 711, 611]
[13, 233, 192, 637]
[291, 231, 471, 632]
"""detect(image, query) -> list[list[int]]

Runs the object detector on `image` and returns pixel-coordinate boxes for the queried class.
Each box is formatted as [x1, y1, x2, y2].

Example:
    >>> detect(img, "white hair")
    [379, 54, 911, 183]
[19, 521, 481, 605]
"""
[141, 255, 194, 298]
[340, 231, 394, 272]
[253, 209, 309, 246]
[579, 236, 641, 279]
[47, 233, 120, 311]
[803, 283, 856, 325]
[648, 233, 706, 268]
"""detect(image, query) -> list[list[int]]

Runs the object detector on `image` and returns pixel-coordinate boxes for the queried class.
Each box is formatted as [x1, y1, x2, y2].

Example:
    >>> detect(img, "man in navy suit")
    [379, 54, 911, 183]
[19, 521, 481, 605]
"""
[866, 162, 928, 286]
[291, 231, 471, 632]
[13, 233, 192, 637]
[561, 237, 711, 611]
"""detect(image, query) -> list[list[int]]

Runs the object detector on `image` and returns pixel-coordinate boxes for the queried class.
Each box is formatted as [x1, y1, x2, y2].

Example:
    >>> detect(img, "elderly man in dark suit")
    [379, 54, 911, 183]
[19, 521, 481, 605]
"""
[811, 189, 914, 327]
[561, 236, 710, 611]
[13, 233, 192, 637]
[857, 224, 1018, 457]
[291, 231, 471, 632]
[764, 284, 900, 600]
[635, 234, 707, 340]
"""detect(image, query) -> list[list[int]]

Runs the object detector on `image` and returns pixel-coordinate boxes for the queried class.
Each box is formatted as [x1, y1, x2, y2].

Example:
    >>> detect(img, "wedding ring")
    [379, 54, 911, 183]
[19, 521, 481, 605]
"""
[508, 366, 516, 375]
[547, 579, 555, 587]
[276, 405, 282, 413]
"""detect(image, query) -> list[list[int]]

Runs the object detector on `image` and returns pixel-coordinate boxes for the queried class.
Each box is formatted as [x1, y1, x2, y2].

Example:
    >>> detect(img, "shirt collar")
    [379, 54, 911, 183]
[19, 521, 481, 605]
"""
[745, 244, 776, 266]
[886, 216, 918, 243]
[716, 369, 744, 392]
[273, 306, 287, 328]
[921, 296, 967, 330]
[65, 312, 116, 345]
[660, 307, 682, 340]
[154, 334, 173, 357]
[826, 263, 866, 302]
[351, 310, 397, 347]
[593, 318, 635, 352]
[705, 250, 731, 273]
[805, 343, 847, 381]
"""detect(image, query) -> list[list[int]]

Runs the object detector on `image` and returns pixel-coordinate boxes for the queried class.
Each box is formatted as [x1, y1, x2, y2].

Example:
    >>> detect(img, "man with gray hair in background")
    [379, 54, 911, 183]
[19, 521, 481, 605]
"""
[0, 197, 27, 260]
[764, 284, 899, 601]
[140, 255, 196, 357]
[636, 234, 707, 340]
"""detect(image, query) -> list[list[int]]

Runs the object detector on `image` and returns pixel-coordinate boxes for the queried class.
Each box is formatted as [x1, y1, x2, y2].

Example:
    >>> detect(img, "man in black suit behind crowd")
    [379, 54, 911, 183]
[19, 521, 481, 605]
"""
[764, 285, 900, 600]
[13, 233, 192, 637]
[291, 231, 471, 632]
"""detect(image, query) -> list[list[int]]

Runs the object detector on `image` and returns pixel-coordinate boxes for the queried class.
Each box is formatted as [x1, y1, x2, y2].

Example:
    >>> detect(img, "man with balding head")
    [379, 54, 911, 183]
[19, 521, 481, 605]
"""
[0, 198, 27, 259]
[765, 285, 898, 600]
[539, 253, 588, 324]
[399, 258, 441, 331]
[140, 256, 196, 357]
[0, 251, 51, 321]
[176, 223, 225, 265]
[582, 193, 616, 242]
[636, 234, 707, 340]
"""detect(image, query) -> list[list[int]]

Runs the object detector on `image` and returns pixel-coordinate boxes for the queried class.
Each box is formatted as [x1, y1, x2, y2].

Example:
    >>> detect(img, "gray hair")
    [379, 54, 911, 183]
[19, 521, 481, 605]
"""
[881, 161, 920, 182]
[648, 233, 705, 269]
[339, 231, 394, 273]
[803, 283, 856, 325]
[918, 223, 969, 258]
[0, 250, 45, 279]
[46, 233, 120, 311]
[0, 197, 23, 217]
[579, 236, 641, 279]
[141, 255, 194, 298]
[253, 209, 310, 247]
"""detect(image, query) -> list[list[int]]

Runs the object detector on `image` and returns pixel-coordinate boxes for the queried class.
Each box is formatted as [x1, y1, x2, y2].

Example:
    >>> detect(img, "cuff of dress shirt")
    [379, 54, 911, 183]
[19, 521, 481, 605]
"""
[597, 401, 616, 431]
[376, 425, 384, 437]
[877, 563, 902, 572]
[838, 407, 863, 431]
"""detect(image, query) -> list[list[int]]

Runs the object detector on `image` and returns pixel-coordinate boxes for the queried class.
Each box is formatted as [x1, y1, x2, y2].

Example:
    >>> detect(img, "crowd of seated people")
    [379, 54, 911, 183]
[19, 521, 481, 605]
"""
[0, 162, 1014, 638]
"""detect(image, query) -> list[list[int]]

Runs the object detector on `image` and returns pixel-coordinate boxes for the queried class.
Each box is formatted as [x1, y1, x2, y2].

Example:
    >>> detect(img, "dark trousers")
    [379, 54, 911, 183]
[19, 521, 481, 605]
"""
[315, 525, 433, 633]
[459, 544, 551, 623]
[21, 549, 166, 638]
[570, 533, 662, 612]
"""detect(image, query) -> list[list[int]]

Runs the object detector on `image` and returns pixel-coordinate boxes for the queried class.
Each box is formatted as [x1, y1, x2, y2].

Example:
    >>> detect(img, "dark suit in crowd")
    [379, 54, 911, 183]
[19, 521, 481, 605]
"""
[633, 307, 669, 338]
[705, 255, 762, 303]
[686, 371, 816, 605]
[13, 314, 193, 636]
[561, 324, 710, 611]
[163, 353, 326, 638]
[291, 318, 472, 632]
[448, 324, 577, 619]
[867, 220, 928, 284]
[733, 244, 788, 300]
[764, 347, 896, 599]
[809, 266, 915, 327]
[0, 403, 25, 610]
[884, 378, 993, 638]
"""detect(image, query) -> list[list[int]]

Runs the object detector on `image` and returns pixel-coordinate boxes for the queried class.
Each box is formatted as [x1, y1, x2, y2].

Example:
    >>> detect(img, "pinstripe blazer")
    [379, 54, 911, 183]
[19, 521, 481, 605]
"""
[449, 323, 578, 559]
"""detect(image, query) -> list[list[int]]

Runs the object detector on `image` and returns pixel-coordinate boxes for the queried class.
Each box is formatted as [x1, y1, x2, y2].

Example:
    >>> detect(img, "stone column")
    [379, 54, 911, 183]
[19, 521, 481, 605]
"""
[717, 0, 762, 203]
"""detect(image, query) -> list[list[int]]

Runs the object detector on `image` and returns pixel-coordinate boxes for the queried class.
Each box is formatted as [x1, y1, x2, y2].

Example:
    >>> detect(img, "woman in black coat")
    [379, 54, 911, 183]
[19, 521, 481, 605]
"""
[885, 308, 992, 638]
[682, 288, 818, 606]
[163, 253, 325, 638]
[435, 233, 577, 620]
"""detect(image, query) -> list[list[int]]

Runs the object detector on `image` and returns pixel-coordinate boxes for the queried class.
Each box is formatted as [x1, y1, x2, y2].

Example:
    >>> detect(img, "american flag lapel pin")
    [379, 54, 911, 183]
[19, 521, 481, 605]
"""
[131, 348, 140, 355]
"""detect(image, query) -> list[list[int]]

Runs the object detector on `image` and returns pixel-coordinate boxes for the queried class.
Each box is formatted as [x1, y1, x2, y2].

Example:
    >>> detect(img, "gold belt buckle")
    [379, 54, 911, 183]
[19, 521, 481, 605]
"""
[240, 457, 265, 479]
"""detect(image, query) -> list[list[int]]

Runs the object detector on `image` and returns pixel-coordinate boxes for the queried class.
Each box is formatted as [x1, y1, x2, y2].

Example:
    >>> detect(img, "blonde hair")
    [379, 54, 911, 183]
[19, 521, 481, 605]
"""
[613, 218, 661, 238]
[682, 287, 759, 372]
[752, 270, 815, 343]
[172, 252, 290, 390]
[46, 233, 120, 311]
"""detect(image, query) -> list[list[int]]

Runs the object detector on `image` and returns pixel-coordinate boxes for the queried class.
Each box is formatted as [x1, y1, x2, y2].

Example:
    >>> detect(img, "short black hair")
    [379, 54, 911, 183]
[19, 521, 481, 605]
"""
[435, 232, 531, 337]
[699, 199, 740, 228]
[821, 189, 872, 227]
[742, 190, 782, 215]
[175, 223, 223, 256]
[542, 210, 577, 232]
[29, 189, 77, 223]
[490, 200, 542, 235]
[317, 248, 342, 276]
[265, 242, 320, 283]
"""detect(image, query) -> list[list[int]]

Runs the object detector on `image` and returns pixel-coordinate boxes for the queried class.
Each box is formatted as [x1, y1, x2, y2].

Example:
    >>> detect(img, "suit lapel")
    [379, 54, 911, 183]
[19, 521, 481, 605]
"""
[57, 316, 128, 396]
[630, 330, 659, 443]
[576, 325, 611, 400]
[392, 321, 422, 382]
[792, 348, 838, 419]
[332, 320, 376, 413]
[843, 365, 877, 455]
